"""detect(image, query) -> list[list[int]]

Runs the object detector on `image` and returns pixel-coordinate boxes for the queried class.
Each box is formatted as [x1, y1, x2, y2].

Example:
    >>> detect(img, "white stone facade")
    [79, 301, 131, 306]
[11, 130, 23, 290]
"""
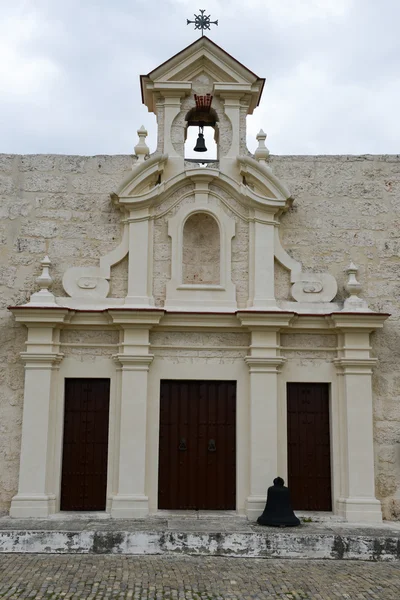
[0, 37, 399, 521]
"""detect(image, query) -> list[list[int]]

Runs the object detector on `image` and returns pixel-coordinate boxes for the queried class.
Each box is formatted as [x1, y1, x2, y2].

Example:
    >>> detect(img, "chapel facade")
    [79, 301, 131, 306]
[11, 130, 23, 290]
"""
[4, 37, 397, 522]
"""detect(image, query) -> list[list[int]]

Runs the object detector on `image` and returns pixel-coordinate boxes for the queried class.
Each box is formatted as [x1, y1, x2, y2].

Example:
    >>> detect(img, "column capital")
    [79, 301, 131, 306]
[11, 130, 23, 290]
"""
[245, 356, 286, 373]
[334, 357, 377, 375]
[237, 311, 294, 329]
[112, 354, 154, 371]
[20, 352, 64, 369]
[108, 309, 164, 326]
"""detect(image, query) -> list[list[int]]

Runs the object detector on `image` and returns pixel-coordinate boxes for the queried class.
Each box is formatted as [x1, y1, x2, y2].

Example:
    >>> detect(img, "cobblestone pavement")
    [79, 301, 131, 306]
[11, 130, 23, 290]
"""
[0, 556, 400, 599]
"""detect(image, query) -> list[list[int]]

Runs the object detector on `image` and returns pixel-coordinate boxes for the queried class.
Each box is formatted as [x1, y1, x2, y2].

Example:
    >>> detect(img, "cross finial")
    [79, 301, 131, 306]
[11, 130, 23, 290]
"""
[187, 9, 218, 37]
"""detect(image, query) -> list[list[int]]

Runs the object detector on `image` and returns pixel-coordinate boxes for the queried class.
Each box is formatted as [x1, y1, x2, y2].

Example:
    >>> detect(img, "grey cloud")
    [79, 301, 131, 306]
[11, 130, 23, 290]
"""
[0, 0, 399, 155]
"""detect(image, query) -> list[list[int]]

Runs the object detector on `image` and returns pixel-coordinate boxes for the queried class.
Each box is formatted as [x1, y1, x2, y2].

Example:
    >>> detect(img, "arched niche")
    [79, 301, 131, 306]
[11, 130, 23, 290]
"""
[165, 197, 236, 311]
[182, 212, 220, 285]
[170, 96, 232, 159]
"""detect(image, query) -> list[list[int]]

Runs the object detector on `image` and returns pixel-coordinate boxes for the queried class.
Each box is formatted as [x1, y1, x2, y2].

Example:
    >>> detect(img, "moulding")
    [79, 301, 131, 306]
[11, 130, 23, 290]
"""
[9, 494, 56, 518]
[112, 354, 154, 371]
[336, 497, 382, 523]
[244, 356, 286, 373]
[237, 311, 294, 329]
[9, 307, 70, 325]
[158, 312, 241, 330]
[19, 353, 64, 370]
[329, 313, 390, 331]
[165, 193, 237, 311]
[140, 37, 264, 115]
[334, 358, 378, 375]
[110, 494, 149, 519]
[108, 310, 164, 327]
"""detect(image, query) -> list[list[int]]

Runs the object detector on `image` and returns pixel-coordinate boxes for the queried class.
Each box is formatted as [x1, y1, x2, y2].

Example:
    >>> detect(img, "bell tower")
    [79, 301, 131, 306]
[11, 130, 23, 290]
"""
[140, 36, 265, 180]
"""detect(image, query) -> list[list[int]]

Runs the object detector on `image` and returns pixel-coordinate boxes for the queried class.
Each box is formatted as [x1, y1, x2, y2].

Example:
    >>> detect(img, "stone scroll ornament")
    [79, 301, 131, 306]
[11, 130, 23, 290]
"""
[274, 228, 338, 303]
[62, 225, 129, 299]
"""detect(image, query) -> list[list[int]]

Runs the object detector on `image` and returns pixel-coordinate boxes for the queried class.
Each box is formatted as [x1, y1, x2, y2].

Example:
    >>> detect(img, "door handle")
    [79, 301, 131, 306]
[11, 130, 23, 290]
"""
[208, 439, 216, 452]
[178, 438, 187, 451]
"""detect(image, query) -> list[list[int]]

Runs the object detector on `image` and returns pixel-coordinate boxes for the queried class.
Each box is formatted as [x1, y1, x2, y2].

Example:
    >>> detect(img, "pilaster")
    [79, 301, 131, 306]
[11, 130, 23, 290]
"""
[330, 314, 389, 523]
[248, 210, 279, 309]
[126, 208, 154, 307]
[9, 310, 68, 518]
[109, 310, 163, 518]
[238, 312, 291, 520]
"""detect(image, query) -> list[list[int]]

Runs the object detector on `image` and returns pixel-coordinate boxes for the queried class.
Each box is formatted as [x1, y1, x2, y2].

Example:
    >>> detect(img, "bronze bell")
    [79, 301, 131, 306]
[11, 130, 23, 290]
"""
[194, 125, 207, 152]
[257, 477, 300, 527]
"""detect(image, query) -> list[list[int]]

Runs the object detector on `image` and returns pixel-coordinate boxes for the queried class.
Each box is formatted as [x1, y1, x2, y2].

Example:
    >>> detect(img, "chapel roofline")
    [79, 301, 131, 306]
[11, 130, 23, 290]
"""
[140, 35, 265, 108]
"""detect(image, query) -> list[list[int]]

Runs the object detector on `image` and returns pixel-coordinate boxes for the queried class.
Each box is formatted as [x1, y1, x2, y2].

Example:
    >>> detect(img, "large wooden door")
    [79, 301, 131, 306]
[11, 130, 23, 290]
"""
[158, 380, 236, 510]
[61, 378, 110, 511]
[287, 382, 332, 511]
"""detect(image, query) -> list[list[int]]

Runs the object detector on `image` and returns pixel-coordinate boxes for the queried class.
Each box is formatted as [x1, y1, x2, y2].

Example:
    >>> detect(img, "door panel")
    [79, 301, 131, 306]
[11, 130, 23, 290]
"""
[61, 378, 110, 511]
[158, 380, 236, 510]
[287, 382, 332, 511]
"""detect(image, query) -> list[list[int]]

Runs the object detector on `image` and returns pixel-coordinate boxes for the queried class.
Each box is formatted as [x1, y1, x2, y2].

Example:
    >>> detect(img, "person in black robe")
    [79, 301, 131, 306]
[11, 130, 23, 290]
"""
[257, 477, 300, 527]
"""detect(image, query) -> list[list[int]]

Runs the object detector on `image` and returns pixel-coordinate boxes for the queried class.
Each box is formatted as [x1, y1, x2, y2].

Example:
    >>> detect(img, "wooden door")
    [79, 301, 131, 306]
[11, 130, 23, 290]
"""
[158, 380, 236, 510]
[287, 382, 332, 511]
[61, 378, 110, 511]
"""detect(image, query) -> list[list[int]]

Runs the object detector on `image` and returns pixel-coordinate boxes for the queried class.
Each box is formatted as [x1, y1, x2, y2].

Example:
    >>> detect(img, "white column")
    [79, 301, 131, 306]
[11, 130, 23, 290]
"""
[10, 325, 63, 518]
[251, 212, 277, 309]
[126, 208, 154, 307]
[109, 311, 162, 518]
[335, 329, 382, 522]
[238, 315, 290, 520]
[111, 352, 153, 518]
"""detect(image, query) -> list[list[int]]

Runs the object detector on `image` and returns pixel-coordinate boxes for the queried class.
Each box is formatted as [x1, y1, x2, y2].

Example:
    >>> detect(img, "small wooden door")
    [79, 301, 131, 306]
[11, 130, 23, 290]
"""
[158, 380, 236, 510]
[287, 382, 332, 511]
[61, 378, 110, 511]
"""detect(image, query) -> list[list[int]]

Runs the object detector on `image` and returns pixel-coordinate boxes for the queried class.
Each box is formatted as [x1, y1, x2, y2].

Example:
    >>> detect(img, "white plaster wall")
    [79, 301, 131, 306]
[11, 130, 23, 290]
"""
[1, 153, 400, 518]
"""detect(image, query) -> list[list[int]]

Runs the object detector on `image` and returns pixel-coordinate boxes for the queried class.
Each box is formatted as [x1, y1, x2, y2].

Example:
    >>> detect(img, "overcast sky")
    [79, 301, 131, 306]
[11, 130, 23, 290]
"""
[1, 0, 399, 156]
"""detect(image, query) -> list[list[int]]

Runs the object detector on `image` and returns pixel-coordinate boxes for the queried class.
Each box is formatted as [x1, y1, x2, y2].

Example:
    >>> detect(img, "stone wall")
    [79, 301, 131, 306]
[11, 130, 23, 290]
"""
[1, 153, 400, 518]
[182, 213, 220, 285]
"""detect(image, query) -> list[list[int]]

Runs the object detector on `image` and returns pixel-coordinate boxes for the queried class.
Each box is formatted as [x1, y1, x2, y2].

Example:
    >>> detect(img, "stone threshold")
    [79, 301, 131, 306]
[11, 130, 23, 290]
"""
[0, 516, 400, 560]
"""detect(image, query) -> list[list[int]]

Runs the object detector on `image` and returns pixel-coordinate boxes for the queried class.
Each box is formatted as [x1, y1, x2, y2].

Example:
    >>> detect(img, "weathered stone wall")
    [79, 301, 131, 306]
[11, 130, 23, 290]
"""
[1, 153, 400, 518]
[0, 154, 131, 514]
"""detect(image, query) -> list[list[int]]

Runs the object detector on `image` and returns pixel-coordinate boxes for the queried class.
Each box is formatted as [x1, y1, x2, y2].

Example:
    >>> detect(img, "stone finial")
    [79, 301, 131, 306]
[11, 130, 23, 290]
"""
[134, 125, 149, 164]
[29, 256, 57, 305]
[343, 262, 370, 312]
[254, 129, 270, 162]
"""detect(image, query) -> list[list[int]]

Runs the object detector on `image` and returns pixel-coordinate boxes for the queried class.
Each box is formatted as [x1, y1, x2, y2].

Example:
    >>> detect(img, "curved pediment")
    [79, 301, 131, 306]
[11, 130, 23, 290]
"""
[112, 158, 292, 217]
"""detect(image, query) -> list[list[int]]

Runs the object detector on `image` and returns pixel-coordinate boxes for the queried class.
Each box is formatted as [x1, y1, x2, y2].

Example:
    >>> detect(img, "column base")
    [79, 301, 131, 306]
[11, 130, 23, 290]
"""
[110, 494, 149, 519]
[336, 497, 382, 523]
[10, 494, 56, 518]
[245, 496, 266, 521]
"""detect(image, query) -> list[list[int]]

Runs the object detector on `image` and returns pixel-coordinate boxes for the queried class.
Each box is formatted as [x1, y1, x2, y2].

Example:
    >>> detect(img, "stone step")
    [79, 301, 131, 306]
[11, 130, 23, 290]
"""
[0, 520, 399, 561]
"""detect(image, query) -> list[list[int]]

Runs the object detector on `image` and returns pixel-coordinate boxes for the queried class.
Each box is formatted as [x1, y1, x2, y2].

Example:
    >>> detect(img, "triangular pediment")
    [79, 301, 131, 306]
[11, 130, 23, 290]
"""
[141, 37, 265, 114]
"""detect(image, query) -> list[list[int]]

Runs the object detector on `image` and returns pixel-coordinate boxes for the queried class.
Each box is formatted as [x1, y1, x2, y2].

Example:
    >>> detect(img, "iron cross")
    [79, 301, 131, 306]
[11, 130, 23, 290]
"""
[187, 9, 218, 36]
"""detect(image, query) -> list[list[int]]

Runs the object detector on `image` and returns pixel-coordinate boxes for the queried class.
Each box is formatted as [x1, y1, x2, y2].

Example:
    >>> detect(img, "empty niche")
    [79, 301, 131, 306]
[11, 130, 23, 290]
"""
[182, 213, 220, 285]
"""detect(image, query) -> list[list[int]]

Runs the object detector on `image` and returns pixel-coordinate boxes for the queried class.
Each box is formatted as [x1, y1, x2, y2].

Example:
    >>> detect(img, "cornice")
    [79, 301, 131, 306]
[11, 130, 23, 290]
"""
[334, 357, 378, 375]
[20, 352, 64, 367]
[237, 311, 294, 329]
[112, 354, 154, 371]
[112, 153, 168, 201]
[108, 309, 164, 327]
[244, 356, 286, 373]
[159, 312, 240, 330]
[8, 307, 70, 325]
[238, 156, 292, 202]
[112, 166, 291, 217]
[328, 313, 390, 331]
